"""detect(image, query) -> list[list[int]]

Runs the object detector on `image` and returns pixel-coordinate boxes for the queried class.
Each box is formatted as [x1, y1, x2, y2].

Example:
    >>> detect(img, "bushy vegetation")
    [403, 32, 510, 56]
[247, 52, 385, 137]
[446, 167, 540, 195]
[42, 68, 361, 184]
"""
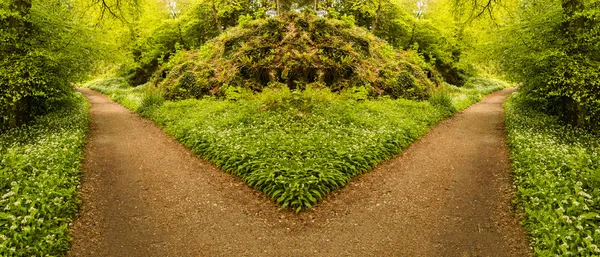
[86, 76, 505, 211]
[497, 0, 600, 132]
[0, 94, 89, 255]
[121, 0, 263, 86]
[120, 0, 480, 90]
[332, 0, 473, 86]
[86, 78, 148, 111]
[155, 13, 437, 101]
[0, 0, 101, 130]
[506, 94, 600, 256]
[448, 77, 509, 111]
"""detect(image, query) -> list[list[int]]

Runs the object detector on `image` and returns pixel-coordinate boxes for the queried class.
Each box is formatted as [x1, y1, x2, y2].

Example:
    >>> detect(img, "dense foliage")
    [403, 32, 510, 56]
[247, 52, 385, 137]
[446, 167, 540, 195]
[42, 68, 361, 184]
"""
[87, 76, 506, 211]
[156, 13, 436, 100]
[122, 0, 266, 85]
[497, 0, 600, 131]
[0, 0, 99, 130]
[119, 0, 477, 89]
[332, 0, 472, 85]
[0, 95, 88, 255]
[506, 94, 600, 256]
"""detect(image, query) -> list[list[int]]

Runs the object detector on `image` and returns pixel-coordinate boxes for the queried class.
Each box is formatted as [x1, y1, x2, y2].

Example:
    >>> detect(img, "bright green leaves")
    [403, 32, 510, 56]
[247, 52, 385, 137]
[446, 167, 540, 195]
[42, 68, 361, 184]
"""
[0, 94, 89, 256]
[496, 0, 600, 131]
[0, 0, 101, 130]
[505, 95, 600, 256]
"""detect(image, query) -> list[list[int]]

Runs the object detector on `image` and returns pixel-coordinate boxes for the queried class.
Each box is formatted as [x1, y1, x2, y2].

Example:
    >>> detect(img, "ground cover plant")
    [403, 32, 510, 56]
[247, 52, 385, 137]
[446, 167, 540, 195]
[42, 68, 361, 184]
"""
[87, 77, 506, 211]
[505, 94, 600, 256]
[0, 95, 89, 255]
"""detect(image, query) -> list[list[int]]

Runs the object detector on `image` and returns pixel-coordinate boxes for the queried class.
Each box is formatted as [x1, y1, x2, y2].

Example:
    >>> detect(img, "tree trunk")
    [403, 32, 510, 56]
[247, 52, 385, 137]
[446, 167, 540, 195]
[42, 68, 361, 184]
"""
[9, 0, 33, 127]
[406, 22, 417, 49]
[371, 0, 381, 33]
[212, 0, 223, 33]
[560, 0, 587, 127]
[14, 96, 33, 127]
[177, 24, 187, 49]
[276, 0, 281, 15]
[314, 0, 318, 11]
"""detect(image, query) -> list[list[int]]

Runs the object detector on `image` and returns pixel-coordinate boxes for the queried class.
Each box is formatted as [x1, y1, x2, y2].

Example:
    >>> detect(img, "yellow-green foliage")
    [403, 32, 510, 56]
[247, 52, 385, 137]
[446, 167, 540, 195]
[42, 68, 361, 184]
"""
[155, 13, 437, 101]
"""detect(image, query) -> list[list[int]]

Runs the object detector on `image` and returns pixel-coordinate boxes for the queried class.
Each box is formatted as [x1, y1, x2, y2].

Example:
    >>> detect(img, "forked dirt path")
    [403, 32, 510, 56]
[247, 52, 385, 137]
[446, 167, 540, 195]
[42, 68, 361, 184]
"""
[69, 88, 530, 256]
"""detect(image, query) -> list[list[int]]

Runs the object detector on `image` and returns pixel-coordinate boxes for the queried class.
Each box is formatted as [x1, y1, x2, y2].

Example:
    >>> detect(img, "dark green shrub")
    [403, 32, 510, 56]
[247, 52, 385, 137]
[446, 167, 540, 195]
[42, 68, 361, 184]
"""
[0, 0, 96, 130]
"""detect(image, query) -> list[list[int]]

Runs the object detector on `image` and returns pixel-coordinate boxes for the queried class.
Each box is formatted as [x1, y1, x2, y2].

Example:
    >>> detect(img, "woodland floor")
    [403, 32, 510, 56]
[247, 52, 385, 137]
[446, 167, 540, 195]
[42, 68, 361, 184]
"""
[68, 88, 530, 256]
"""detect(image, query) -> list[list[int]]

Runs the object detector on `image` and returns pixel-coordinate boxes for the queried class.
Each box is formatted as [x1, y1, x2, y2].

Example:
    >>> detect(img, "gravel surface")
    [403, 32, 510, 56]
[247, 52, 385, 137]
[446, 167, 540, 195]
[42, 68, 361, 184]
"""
[68, 88, 530, 256]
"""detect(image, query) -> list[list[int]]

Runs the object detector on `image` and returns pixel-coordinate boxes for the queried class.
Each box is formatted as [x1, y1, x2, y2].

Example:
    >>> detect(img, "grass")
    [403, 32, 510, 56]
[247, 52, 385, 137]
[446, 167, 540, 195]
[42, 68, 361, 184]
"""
[505, 94, 600, 256]
[0, 94, 89, 255]
[86, 76, 507, 211]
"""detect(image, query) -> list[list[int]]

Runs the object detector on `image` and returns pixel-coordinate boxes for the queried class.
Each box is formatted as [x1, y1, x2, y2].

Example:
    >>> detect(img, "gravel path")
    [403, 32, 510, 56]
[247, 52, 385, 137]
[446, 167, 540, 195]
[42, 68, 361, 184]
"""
[68, 88, 530, 256]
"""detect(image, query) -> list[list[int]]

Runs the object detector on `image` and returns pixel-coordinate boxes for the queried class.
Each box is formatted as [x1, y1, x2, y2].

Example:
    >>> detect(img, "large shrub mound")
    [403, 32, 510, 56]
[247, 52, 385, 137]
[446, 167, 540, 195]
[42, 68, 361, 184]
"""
[155, 13, 437, 100]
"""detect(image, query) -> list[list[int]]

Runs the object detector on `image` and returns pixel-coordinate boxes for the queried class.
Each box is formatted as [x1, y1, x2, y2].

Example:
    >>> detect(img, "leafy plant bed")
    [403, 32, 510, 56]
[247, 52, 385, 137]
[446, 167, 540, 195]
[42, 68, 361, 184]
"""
[505, 94, 600, 256]
[0, 95, 89, 255]
[86, 77, 506, 211]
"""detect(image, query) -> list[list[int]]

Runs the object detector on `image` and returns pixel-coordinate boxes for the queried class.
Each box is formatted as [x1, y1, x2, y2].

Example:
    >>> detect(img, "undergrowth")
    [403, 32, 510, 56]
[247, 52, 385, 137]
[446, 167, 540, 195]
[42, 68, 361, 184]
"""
[0, 94, 89, 255]
[155, 13, 437, 101]
[505, 94, 600, 256]
[85, 77, 506, 212]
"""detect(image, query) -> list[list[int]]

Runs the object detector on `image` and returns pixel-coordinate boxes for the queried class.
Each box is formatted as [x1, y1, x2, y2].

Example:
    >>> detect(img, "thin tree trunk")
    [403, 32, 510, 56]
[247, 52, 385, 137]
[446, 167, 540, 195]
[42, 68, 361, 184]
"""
[314, 0, 318, 11]
[177, 24, 187, 49]
[406, 22, 417, 49]
[9, 0, 33, 126]
[212, 0, 223, 33]
[371, 0, 381, 33]
[276, 0, 281, 15]
[560, 0, 586, 127]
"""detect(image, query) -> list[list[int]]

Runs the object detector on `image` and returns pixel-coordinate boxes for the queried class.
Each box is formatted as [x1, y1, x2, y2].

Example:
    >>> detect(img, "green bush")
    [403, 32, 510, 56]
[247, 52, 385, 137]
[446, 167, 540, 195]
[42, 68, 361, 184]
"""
[0, 94, 89, 255]
[506, 94, 600, 256]
[137, 91, 165, 114]
[447, 77, 509, 111]
[85, 78, 146, 110]
[429, 88, 456, 115]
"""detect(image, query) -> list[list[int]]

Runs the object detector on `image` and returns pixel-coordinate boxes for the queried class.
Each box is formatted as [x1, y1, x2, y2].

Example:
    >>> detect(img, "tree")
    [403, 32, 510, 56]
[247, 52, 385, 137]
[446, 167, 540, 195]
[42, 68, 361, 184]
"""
[495, 0, 600, 130]
[0, 0, 102, 129]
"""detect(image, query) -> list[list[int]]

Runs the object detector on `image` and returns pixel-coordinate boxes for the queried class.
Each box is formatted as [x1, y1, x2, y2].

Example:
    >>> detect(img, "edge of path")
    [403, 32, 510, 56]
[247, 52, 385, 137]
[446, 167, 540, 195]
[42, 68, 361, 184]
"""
[68, 87, 531, 256]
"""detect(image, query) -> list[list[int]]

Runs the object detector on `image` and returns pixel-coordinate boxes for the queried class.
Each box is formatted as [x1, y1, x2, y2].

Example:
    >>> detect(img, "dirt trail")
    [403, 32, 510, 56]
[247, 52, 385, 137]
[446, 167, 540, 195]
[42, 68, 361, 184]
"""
[68, 88, 530, 256]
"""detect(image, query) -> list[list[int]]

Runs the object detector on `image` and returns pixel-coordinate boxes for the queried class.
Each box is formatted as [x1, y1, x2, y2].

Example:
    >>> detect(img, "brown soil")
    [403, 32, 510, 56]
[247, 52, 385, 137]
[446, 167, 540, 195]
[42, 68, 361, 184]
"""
[68, 88, 530, 256]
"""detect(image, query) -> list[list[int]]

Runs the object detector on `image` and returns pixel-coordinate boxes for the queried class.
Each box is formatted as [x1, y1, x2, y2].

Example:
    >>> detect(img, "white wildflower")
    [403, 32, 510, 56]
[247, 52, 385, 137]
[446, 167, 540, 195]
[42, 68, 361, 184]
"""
[1, 191, 15, 199]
